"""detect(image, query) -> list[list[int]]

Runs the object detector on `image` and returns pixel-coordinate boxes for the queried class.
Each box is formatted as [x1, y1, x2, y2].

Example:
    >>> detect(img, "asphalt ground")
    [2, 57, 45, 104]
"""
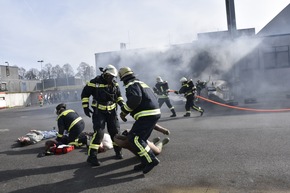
[1, 98, 290, 193]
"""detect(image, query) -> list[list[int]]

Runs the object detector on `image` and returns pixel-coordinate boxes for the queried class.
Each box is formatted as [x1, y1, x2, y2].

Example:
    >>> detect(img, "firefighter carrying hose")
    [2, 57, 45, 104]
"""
[175, 77, 204, 117]
[81, 64, 125, 166]
[153, 76, 176, 117]
[118, 67, 161, 174]
[195, 78, 209, 102]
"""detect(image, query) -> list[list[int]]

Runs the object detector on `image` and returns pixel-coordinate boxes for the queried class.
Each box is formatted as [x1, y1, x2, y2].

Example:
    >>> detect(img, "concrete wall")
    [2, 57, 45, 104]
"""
[0, 87, 84, 109]
[0, 92, 32, 108]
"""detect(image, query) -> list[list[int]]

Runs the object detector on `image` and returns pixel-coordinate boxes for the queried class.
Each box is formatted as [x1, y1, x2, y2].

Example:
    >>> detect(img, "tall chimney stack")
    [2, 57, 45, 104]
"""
[225, 0, 237, 37]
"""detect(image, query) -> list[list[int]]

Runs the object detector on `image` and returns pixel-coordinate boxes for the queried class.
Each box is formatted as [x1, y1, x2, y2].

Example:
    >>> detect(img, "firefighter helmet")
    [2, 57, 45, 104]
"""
[156, 76, 163, 83]
[118, 67, 134, 80]
[104, 64, 118, 77]
[56, 103, 66, 112]
[180, 77, 187, 83]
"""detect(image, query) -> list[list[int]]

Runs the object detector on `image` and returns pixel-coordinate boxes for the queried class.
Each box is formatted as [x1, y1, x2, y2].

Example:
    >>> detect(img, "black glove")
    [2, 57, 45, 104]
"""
[120, 112, 127, 122]
[174, 91, 178, 94]
[83, 107, 93, 118]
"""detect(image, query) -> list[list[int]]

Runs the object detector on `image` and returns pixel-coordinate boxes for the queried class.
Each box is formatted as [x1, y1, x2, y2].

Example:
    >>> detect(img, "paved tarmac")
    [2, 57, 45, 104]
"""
[1, 98, 290, 193]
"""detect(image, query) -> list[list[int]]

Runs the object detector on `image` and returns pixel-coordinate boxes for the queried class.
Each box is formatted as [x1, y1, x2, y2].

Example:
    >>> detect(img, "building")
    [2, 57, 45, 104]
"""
[94, 2, 290, 101]
[235, 3, 290, 95]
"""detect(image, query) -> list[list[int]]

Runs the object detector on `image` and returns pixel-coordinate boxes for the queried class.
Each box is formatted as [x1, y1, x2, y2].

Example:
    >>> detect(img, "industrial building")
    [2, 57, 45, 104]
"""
[94, 1, 290, 103]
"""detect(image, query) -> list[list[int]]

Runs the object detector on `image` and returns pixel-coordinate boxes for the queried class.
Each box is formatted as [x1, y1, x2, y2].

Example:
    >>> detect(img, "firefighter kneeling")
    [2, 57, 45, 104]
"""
[118, 67, 161, 174]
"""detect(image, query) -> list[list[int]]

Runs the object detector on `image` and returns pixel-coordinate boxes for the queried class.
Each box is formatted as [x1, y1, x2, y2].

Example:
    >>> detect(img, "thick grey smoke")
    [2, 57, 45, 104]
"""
[95, 35, 262, 102]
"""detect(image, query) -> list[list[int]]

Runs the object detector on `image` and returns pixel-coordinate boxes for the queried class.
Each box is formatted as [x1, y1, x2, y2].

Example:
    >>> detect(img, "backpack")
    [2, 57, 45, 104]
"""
[50, 144, 74, 154]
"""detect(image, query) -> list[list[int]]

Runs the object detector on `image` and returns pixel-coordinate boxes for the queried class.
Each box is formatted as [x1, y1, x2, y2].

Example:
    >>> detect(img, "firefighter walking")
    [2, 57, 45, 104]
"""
[81, 64, 125, 166]
[118, 67, 161, 174]
[175, 77, 204, 117]
[153, 76, 176, 117]
[38, 92, 43, 107]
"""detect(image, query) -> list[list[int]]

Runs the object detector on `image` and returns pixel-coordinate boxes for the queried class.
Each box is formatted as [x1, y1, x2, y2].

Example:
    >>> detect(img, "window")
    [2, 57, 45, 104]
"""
[264, 46, 290, 69]
[264, 52, 275, 69]
[0, 82, 7, 91]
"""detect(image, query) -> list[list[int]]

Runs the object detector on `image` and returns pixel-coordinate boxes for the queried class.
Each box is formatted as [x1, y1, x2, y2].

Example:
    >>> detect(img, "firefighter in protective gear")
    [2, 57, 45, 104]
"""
[175, 77, 204, 117]
[153, 76, 176, 117]
[81, 64, 125, 166]
[118, 67, 161, 174]
[195, 79, 208, 101]
[55, 103, 86, 147]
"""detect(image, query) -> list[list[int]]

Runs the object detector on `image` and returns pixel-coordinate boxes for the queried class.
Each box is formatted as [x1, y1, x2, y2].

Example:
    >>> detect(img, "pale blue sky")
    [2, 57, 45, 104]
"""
[0, 0, 289, 72]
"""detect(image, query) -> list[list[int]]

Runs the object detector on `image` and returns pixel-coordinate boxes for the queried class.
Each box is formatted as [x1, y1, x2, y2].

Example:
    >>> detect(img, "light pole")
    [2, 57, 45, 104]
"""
[37, 60, 44, 91]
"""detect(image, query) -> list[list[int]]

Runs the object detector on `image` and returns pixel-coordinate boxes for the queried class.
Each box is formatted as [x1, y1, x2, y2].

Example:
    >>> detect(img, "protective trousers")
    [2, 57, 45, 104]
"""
[88, 109, 121, 157]
[185, 94, 202, 112]
[158, 98, 176, 115]
[127, 116, 160, 165]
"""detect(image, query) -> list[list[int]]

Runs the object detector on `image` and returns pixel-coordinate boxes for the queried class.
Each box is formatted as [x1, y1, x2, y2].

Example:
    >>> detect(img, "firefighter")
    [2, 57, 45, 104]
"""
[118, 67, 161, 174]
[195, 79, 208, 101]
[55, 103, 86, 147]
[153, 76, 176, 117]
[175, 77, 204, 117]
[81, 64, 124, 166]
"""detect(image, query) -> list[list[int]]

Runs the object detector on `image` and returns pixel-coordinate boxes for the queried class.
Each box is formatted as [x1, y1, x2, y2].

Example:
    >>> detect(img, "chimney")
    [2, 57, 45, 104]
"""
[225, 0, 237, 37]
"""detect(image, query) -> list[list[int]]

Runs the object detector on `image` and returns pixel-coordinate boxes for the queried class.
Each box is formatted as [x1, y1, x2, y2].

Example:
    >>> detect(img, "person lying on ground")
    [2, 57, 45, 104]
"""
[38, 132, 113, 157]
[17, 129, 58, 146]
[114, 124, 170, 156]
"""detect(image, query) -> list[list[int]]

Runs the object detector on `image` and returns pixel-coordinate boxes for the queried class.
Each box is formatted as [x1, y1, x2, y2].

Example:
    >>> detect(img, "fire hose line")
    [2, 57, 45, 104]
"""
[196, 95, 290, 112]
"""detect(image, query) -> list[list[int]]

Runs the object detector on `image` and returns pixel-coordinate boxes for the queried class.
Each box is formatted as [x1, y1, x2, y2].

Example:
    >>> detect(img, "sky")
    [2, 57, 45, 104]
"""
[0, 0, 289, 72]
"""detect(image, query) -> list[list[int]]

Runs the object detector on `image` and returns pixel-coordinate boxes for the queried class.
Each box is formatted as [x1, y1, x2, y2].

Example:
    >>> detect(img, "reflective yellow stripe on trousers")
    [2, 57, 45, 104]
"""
[133, 109, 161, 120]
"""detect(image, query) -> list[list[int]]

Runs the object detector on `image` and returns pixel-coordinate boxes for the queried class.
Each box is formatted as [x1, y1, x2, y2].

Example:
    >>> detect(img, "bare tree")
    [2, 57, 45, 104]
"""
[52, 65, 65, 78]
[18, 67, 26, 79]
[43, 63, 53, 79]
[76, 62, 92, 82]
[25, 68, 39, 80]
[63, 63, 74, 77]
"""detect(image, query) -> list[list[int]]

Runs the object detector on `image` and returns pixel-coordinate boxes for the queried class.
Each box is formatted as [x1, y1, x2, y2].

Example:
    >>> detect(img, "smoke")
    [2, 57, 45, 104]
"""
[96, 35, 262, 100]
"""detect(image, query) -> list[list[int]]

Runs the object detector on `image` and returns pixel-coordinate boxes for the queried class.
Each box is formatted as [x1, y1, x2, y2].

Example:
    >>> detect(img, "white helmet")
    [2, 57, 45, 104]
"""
[156, 76, 163, 83]
[105, 64, 118, 77]
[180, 77, 187, 83]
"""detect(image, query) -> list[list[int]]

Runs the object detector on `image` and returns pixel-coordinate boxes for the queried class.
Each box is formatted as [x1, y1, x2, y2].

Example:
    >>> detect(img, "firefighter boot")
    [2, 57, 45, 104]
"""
[183, 112, 190, 117]
[87, 149, 101, 166]
[143, 153, 160, 174]
[113, 145, 123, 159]
[134, 149, 159, 173]
[134, 158, 159, 173]
[170, 109, 177, 117]
[200, 108, 204, 116]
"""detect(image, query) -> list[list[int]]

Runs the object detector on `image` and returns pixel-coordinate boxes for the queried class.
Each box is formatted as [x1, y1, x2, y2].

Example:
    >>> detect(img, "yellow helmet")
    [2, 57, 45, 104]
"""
[105, 64, 118, 77]
[180, 77, 187, 83]
[118, 67, 134, 80]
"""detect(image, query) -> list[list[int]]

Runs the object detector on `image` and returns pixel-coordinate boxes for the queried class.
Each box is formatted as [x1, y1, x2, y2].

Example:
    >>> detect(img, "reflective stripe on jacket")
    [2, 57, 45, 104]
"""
[121, 78, 160, 120]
